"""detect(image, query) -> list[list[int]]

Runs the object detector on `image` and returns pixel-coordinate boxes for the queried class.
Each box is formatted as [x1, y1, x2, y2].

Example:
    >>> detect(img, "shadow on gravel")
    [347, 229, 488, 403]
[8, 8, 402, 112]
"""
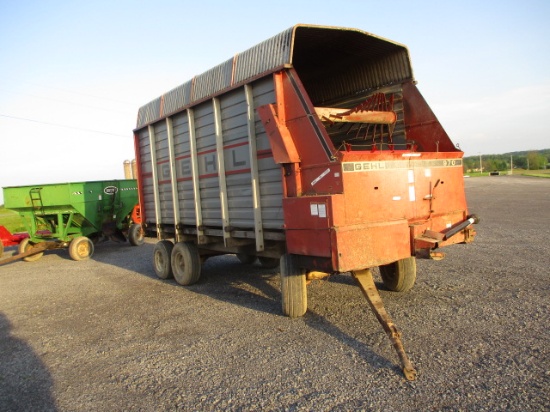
[0, 313, 58, 411]
[91, 245, 402, 376]
[188, 255, 282, 315]
[89, 241, 157, 278]
[188, 256, 400, 376]
[303, 310, 400, 376]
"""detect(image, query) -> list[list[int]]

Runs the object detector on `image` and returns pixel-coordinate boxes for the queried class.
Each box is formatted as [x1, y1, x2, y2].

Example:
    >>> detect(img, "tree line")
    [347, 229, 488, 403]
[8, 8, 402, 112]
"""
[463, 149, 550, 172]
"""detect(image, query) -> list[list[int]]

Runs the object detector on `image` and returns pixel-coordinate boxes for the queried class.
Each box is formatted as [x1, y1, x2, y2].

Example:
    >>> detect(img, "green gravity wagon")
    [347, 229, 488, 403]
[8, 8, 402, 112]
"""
[2, 180, 143, 263]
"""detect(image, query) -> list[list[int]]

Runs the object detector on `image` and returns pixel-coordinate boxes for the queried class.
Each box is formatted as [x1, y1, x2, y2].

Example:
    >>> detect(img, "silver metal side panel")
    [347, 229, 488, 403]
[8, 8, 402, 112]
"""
[137, 76, 283, 245]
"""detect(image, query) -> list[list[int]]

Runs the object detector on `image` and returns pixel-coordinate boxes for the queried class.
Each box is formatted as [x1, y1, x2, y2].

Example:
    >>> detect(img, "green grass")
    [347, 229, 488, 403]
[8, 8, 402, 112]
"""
[519, 169, 550, 178]
[0, 207, 26, 233]
[465, 169, 550, 178]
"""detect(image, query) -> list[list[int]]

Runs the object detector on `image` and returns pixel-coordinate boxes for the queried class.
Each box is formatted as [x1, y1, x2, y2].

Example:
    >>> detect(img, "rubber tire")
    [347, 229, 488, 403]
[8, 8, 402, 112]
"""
[171, 242, 201, 286]
[128, 224, 145, 246]
[68, 236, 94, 261]
[259, 256, 280, 269]
[18, 238, 44, 262]
[153, 240, 174, 279]
[236, 253, 256, 264]
[280, 254, 307, 318]
[379, 256, 417, 292]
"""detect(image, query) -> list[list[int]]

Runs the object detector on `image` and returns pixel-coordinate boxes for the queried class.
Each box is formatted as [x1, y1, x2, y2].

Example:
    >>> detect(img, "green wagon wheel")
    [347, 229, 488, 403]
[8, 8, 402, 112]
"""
[171, 242, 201, 286]
[280, 254, 307, 318]
[18, 238, 44, 262]
[379, 256, 417, 292]
[153, 240, 174, 279]
[128, 224, 145, 246]
[68, 236, 94, 261]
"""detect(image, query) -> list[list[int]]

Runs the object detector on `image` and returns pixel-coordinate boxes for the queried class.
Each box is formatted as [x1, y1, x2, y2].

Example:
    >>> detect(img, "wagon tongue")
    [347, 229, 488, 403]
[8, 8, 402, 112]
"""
[0, 243, 49, 266]
[352, 269, 417, 381]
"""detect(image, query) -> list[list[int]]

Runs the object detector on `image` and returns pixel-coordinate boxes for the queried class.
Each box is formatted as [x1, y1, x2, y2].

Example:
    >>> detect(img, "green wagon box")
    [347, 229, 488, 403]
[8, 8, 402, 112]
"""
[2, 180, 143, 262]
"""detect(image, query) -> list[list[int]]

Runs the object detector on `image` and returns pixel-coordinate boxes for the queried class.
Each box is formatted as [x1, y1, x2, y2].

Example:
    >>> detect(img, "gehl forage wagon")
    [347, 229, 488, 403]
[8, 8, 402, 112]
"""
[133, 24, 478, 380]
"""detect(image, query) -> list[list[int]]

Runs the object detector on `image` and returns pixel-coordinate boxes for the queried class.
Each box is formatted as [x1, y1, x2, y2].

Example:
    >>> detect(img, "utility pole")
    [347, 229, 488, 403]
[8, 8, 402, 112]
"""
[479, 154, 483, 174]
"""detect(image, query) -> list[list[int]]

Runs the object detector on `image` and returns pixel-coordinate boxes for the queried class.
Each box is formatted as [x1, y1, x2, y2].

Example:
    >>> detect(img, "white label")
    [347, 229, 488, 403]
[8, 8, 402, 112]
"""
[409, 185, 416, 201]
[311, 168, 331, 186]
[318, 204, 327, 218]
[408, 169, 415, 183]
[310, 204, 318, 216]
[393, 196, 401, 201]
[425, 169, 432, 177]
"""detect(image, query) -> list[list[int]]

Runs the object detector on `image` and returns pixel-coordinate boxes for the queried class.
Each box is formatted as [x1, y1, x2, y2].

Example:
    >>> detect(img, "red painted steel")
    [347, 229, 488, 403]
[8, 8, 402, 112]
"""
[133, 131, 147, 225]
[260, 73, 475, 273]
[0, 225, 28, 247]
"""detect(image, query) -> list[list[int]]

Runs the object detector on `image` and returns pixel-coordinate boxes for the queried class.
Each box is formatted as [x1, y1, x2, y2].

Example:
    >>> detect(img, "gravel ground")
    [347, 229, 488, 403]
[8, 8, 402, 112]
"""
[0, 175, 549, 411]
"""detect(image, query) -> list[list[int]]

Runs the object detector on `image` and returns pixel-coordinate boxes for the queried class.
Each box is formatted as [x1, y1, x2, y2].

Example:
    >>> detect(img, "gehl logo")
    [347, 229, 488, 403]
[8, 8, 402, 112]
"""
[160, 144, 249, 181]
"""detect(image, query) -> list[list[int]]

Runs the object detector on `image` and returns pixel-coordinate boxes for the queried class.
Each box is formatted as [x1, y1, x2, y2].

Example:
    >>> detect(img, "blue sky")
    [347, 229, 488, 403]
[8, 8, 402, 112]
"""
[1, 0, 549, 203]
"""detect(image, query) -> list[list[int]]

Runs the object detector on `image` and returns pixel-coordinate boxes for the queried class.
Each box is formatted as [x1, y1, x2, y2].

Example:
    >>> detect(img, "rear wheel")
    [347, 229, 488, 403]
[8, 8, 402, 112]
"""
[153, 240, 174, 279]
[280, 254, 307, 318]
[19, 238, 44, 262]
[128, 224, 144, 246]
[171, 242, 201, 286]
[379, 256, 417, 292]
[69, 236, 94, 261]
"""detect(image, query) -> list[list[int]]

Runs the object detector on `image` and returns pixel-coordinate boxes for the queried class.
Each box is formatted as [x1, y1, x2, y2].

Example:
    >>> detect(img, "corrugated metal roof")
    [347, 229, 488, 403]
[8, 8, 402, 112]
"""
[135, 24, 412, 129]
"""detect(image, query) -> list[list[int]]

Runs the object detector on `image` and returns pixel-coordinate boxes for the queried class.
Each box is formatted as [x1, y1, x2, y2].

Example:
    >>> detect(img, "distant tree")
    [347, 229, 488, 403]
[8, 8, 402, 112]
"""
[495, 158, 508, 171]
[485, 158, 497, 171]
[527, 152, 546, 170]
[514, 156, 527, 169]
[463, 149, 549, 171]
[463, 158, 476, 172]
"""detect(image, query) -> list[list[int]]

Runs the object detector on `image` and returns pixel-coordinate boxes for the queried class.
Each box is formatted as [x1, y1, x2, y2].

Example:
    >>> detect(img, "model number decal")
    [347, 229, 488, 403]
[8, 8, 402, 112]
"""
[342, 159, 463, 172]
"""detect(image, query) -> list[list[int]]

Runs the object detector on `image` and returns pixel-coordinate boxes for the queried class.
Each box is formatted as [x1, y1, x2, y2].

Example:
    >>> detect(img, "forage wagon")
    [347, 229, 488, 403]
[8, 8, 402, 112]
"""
[133, 24, 478, 379]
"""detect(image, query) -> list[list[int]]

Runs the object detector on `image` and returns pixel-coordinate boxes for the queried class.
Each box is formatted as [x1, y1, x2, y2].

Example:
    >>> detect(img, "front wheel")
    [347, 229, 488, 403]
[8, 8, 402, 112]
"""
[171, 242, 201, 286]
[128, 224, 145, 246]
[379, 256, 417, 292]
[18, 238, 44, 262]
[280, 254, 307, 318]
[69, 236, 94, 261]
